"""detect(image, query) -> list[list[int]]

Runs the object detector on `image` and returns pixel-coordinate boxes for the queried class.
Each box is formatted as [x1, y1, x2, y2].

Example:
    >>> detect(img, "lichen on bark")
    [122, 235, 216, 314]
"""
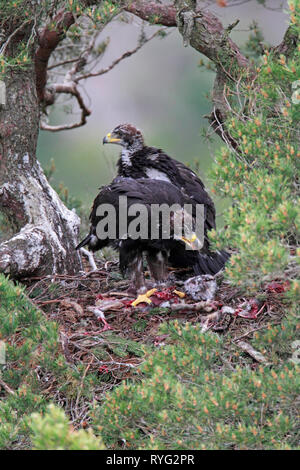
[0, 52, 82, 277]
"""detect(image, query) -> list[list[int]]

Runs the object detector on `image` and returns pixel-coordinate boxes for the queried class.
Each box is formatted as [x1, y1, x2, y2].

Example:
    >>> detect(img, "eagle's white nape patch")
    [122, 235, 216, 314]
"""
[146, 168, 171, 183]
[121, 148, 132, 166]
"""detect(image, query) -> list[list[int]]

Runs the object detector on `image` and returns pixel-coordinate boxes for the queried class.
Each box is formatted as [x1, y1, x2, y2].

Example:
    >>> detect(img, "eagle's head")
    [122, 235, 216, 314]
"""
[103, 124, 144, 151]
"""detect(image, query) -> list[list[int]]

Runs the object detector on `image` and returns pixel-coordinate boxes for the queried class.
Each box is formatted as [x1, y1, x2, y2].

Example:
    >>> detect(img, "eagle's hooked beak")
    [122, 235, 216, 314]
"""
[103, 132, 121, 145]
[181, 233, 203, 250]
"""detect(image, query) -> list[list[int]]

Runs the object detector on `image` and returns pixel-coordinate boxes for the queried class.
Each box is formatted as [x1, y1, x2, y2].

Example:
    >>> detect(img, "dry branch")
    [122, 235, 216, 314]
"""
[40, 82, 91, 132]
[40, 14, 164, 131]
[76, 29, 166, 82]
[0, 378, 15, 396]
[235, 340, 268, 363]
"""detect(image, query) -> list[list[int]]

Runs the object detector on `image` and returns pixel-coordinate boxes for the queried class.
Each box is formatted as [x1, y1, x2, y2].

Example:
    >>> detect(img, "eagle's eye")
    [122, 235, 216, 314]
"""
[114, 128, 125, 138]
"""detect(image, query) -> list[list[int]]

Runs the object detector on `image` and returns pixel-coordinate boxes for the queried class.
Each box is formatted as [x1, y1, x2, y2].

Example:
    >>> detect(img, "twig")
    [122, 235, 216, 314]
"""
[235, 340, 267, 363]
[167, 301, 214, 313]
[48, 57, 82, 71]
[0, 377, 15, 395]
[41, 25, 164, 131]
[201, 311, 220, 332]
[224, 19, 240, 37]
[76, 29, 167, 82]
[233, 325, 268, 342]
[36, 297, 66, 305]
[0, 20, 32, 56]
[60, 332, 73, 364]
[109, 292, 131, 297]
[75, 359, 92, 409]
[40, 82, 91, 131]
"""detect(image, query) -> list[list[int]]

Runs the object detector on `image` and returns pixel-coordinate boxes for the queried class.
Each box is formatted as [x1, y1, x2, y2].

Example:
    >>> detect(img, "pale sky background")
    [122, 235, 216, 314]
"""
[37, 0, 289, 223]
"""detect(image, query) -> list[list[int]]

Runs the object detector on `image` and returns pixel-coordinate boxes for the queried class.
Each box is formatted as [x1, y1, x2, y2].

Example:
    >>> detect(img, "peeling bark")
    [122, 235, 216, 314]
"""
[0, 64, 82, 278]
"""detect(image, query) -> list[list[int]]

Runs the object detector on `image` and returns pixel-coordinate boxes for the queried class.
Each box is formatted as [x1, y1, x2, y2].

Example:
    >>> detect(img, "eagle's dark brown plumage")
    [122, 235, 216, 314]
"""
[76, 177, 205, 292]
[103, 123, 229, 273]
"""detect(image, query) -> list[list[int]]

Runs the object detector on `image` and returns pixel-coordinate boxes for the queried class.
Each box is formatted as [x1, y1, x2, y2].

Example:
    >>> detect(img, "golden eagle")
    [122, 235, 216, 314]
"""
[76, 178, 205, 293]
[102, 123, 229, 272]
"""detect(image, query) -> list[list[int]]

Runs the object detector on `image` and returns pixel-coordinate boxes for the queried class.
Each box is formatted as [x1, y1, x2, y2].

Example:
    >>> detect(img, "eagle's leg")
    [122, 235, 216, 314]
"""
[119, 245, 146, 294]
[128, 253, 147, 294]
[129, 250, 169, 307]
[146, 249, 168, 287]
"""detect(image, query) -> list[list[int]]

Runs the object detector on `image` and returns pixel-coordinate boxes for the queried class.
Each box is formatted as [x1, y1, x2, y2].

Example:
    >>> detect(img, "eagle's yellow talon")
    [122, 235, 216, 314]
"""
[132, 288, 157, 307]
[173, 289, 186, 298]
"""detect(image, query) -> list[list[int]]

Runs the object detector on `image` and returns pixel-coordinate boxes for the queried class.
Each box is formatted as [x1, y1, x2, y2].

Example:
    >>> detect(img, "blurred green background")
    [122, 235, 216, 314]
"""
[37, 0, 289, 226]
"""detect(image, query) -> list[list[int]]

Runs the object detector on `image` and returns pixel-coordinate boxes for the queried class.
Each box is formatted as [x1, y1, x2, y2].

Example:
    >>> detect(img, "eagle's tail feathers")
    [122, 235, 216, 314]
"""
[76, 234, 92, 250]
[193, 250, 230, 276]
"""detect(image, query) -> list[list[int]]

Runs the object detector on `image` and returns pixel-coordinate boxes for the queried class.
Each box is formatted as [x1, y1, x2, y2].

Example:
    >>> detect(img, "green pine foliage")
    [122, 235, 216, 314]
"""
[0, 0, 55, 76]
[0, 274, 97, 449]
[210, 0, 300, 291]
[92, 315, 300, 450]
[251, 303, 299, 365]
[0, 1, 120, 78]
[1, 273, 298, 450]
[29, 404, 104, 450]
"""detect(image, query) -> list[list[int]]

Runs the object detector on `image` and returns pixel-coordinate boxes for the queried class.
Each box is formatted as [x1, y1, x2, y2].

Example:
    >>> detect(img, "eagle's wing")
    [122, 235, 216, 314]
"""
[171, 159, 216, 232]
[150, 152, 216, 234]
[77, 176, 228, 276]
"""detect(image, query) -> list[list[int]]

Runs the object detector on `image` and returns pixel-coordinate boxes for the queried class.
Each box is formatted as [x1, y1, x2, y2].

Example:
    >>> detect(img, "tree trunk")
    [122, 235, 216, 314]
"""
[0, 64, 82, 278]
